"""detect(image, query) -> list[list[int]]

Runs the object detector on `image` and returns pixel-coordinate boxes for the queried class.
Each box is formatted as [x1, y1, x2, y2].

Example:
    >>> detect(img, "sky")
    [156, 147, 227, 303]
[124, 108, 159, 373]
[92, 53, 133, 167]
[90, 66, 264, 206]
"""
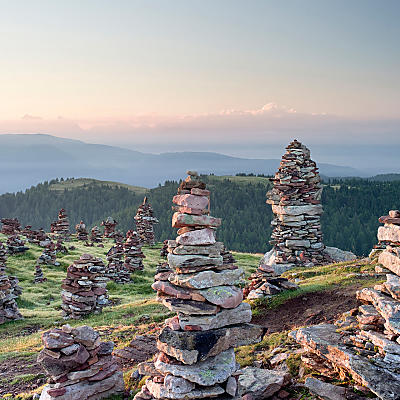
[0, 0, 399, 169]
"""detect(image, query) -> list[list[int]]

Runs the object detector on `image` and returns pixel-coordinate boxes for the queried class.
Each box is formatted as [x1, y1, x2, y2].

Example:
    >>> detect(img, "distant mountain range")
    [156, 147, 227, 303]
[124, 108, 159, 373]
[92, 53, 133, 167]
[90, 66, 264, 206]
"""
[0, 133, 371, 194]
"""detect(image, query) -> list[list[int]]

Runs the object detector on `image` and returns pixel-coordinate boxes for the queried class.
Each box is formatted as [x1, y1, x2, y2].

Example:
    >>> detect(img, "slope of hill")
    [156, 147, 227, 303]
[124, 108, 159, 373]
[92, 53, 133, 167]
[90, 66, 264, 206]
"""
[0, 134, 366, 193]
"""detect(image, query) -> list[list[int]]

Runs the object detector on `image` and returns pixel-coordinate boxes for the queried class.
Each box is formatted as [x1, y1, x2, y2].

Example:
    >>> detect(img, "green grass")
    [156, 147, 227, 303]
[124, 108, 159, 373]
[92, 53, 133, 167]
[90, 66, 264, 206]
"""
[206, 174, 271, 186]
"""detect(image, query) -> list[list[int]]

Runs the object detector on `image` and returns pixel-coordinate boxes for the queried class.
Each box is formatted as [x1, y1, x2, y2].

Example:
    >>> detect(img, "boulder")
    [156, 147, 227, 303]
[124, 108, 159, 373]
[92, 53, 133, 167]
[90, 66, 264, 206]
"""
[305, 377, 346, 400]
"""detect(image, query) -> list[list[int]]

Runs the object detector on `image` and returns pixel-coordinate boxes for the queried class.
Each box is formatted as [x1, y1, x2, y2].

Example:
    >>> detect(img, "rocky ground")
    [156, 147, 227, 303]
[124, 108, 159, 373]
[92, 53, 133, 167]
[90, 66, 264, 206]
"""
[0, 235, 384, 399]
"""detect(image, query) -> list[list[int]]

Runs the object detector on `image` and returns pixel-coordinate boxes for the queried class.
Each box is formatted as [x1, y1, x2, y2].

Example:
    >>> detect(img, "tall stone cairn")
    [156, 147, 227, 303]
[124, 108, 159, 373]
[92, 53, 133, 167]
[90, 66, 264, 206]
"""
[37, 325, 124, 400]
[134, 171, 263, 400]
[1, 218, 21, 235]
[90, 226, 103, 243]
[75, 220, 89, 241]
[0, 242, 22, 324]
[134, 197, 159, 245]
[101, 216, 118, 238]
[265, 139, 330, 273]
[106, 237, 131, 283]
[291, 210, 400, 399]
[61, 254, 109, 319]
[123, 230, 145, 272]
[51, 209, 70, 240]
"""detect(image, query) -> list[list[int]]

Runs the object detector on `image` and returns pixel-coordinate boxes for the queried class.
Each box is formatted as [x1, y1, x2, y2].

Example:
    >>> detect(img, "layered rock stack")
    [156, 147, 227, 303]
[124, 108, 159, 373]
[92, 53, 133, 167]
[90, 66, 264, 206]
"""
[101, 217, 118, 239]
[61, 254, 109, 319]
[38, 242, 59, 266]
[90, 226, 102, 243]
[51, 209, 70, 240]
[123, 230, 145, 272]
[134, 197, 159, 245]
[37, 325, 124, 400]
[0, 242, 22, 324]
[34, 263, 47, 284]
[75, 221, 89, 241]
[221, 245, 236, 265]
[291, 210, 400, 399]
[134, 171, 263, 400]
[7, 234, 29, 254]
[1, 218, 21, 235]
[160, 240, 169, 258]
[263, 140, 333, 273]
[106, 239, 131, 284]
[55, 238, 68, 254]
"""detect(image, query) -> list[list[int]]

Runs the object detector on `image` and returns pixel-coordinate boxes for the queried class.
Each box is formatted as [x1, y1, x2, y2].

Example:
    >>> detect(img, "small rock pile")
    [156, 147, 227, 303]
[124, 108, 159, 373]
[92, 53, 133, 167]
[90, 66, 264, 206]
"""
[22, 225, 32, 236]
[55, 238, 68, 254]
[1, 218, 21, 235]
[51, 209, 70, 240]
[61, 254, 109, 319]
[7, 234, 29, 254]
[160, 240, 169, 258]
[27, 228, 49, 245]
[221, 245, 236, 265]
[134, 197, 159, 245]
[37, 325, 124, 400]
[291, 210, 400, 399]
[90, 226, 102, 243]
[134, 171, 263, 400]
[123, 230, 145, 272]
[38, 242, 59, 266]
[0, 242, 22, 324]
[75, 221, 89, 241]
[106, 240, 131, 284]
[101, 217, 118, 238]
[34, 262, 47, 284]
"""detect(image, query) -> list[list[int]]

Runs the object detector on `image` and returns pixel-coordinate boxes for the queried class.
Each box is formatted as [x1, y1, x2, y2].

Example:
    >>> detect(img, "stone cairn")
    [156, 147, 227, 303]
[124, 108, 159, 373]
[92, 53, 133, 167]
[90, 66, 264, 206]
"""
[106, 238, 131, 284]
[160, 240, 169, 258]
[75, 220, 89, 241]
[90, 226, 102, 243]
[37, 325, 124, 400]
[38, 242, 59, 266]
[7, 234, 29, 254]
[1, 218, 21, 235]
[61, 254, 109, 319]
[134, 197, 159, 245]
[264, 140, 331, 273]
[101, 217, 118, 239]
[134, 171, 263, 400]
[123, 230, 145, 272]
[34, 262, 47, 284]
[0, 242, 22, 324]
[291, 210, 400, 399]
[55, 238, 68, 254]
[51, 209, 70, 240]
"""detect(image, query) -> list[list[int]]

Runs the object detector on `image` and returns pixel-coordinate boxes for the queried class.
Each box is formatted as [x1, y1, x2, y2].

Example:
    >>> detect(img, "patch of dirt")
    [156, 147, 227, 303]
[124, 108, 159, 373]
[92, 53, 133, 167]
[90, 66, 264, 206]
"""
[0, 355, 45, 396]
[252, 284, 363, 333]
[0, 324, 42, 340]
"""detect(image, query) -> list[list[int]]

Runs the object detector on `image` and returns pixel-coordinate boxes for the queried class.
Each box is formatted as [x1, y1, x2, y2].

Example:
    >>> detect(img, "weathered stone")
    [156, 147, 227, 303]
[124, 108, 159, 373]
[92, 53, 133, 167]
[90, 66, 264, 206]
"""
[42, 330, 74, 349]
[238, 367, 291, 398]
[378, 225, 400, 243]
[178, 302, 252, 331]
[199, 285, 243, 308]
[176, 228, 216, 246]
[162, 298, 219, 315]
[172, 213, 221, 228]
[157, 324, 264, 364]
[172, 242, 224, 256]
[305, 377, 346, 400]
[384, 274, 400, 300]
[324, 246, 357, 262]
[72, 326, 100, 347]
[152, 281, 206, 302]
[169, 269, 244, 289]
[167, 254, 223, 268]
[164, 374, 195, 394]
[173, 195, 209, 210]
[378, 250, 400, 276]
[154, 348, 236, 386]
[271, 204, 323, 216]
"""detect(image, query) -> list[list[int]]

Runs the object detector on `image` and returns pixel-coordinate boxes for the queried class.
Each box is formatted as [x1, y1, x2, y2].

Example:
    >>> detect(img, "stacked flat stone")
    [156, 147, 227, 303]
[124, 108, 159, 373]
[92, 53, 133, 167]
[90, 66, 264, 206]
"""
[37, 325, 124, 400]
[134, 172, 263, 400]
[160, 240, 169, 258]
[0, 242, 22, 324]
[34, 263, 47, 284]
[75, 221, 89, 241]
[221, 245, 236, 265]
[123, 230, 145, 272]
[61, 254, 109, 319]
[101, 217, 118, 238]
[291, 210, 400, 400]
[113, 230, 124, 244]
[51, 209, 70, 240]
[90, 226, 102, 243]
[7, 234, 29, 254]
[38, 242, 59, 266]
[26, 228, 49, 245]
[0, 218, 21, 235]
[106, 240, 131, 284]
[134, 197, 159, 245]
[264, 140, 332, 273]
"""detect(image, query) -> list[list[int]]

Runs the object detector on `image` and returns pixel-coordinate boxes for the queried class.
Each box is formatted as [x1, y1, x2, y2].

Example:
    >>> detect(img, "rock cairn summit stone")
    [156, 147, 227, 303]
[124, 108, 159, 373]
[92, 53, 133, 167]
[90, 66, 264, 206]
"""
[291, 210, 400, 400]
[123, 230, 145, 272]
[134, 171, 263, 400]
[106, 238, 131, 284]
[90, 226, 102, 243]
[51, 209, 70, 240]
[37, 325, 124, 400]
[61, 254, 109, 319]
[101, 217, 118, 238]
[1, 218, 21, 235]
[264, 140, 331, 274]
[75, 220, 89, 241]
[134, 197, 159, 245]
[34, 262, 47, 284]
[0, 242, 22, 324]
